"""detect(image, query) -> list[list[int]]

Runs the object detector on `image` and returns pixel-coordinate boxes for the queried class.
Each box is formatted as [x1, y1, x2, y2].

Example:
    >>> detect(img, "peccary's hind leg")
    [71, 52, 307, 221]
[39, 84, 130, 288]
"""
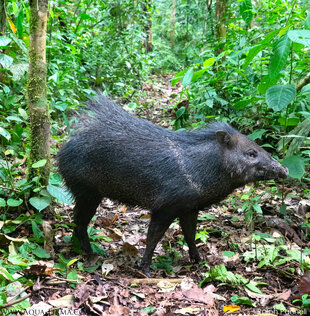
[179, 211, 201, 263]
[141, 212, 176, 276]
[73, 189, 102, 254]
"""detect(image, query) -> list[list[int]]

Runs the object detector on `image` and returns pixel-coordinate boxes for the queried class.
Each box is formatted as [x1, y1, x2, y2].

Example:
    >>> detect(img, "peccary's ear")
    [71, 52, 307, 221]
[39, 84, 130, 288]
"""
[216, 130, 233, 147]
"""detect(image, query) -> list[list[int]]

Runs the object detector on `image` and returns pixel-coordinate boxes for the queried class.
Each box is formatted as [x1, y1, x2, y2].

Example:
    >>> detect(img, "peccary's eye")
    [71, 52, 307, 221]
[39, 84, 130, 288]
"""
[247, 150, 257, 158]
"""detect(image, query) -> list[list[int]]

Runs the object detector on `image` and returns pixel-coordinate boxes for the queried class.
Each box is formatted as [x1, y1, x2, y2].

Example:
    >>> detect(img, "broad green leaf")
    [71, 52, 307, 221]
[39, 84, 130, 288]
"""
[268, 33, 290, 81]
[79, 13, 92, 20]
[176, 106, 186, 118]
[203, 57, 215, 67]
[67, 258, 78, 267]
[282, 156, 305, 180]
[182, 68, 194, 87]
[0, 127, 11, 140]
[16, 8, 24, 39]
[273, 303, 286, 312]
[223, 251, 236, 258]
[278, 117, 299, 126]
[8, 254, 31, 266]
[231, 295, 254, 307]
[191, 68, 207, 83]
[54, 102, 67, 112]
[0, 53, 13, 69]
[305, 12, 310, 29]
[287, 30, 310, 47]
[47, 184, 73, 204]
[258, 75, 279, 94]
[265, 84, 296, 111]
[8, 63, 28, 81]
[279, 25, 290, 38]
[245, 282, 263, 294]
[0, 36, 12, 46]
[29, 196, 52, 211]
[32, 159, 47, 168]
[0, 198, 6, 207]
[18, 108, 28, 120]
[6, 115, 23, 122]
[31, 221, 44, 240]
[171, 69, 187, 86]
[67, 270, 78, 281]
[33, 246, 50, 258]
[0, 266, 15, 281]
[7, 198, 23, 207]
[253, 203, 262, 214]
[49, 173, 63, 185]
[301, 84, 310, 94]
[240, 0, 253, 26]
[243, 30, 279, 69]
[248, 129, 266, 141]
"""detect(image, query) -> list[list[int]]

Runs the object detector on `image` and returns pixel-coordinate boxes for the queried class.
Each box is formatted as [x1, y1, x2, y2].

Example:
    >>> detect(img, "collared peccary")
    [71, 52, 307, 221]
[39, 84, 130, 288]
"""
[57, 94, 288, 275]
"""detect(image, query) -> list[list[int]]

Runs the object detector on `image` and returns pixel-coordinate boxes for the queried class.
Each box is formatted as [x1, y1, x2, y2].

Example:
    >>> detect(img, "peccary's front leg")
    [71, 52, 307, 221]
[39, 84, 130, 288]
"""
[179, 211, 201, 263]
[141, 213, 176, 276]
[73, 192, 101, 253]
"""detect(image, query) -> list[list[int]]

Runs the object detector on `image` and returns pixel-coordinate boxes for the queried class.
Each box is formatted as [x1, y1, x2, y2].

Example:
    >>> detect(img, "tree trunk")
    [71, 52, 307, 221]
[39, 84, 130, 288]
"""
[170, 0, 175, 48]
[0, 0, 6, 82]
[215, 0, 227, 54]
[27, 0, 50, 186]
[142, 0, 153, 52]
[0, 0, 6, 35]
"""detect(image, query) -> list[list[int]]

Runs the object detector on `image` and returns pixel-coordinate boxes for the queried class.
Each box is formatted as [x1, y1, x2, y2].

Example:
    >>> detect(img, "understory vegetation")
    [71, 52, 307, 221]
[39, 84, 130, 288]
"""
[0, 0, 309, 314]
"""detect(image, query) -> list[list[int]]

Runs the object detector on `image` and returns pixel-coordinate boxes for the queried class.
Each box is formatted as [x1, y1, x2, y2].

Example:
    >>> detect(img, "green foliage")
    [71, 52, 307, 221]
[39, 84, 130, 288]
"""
[293, 294, 310, 312]
[239, 0, 253, 26]
[231, 295, 255, 307]
[265, 84, 296, 112]
[195, 230, 209, 243]
[243, 232, 310, 270]
[150, 255, 174, 274]
[0, 3, 308, 313]
[282, 155, 305, 180]
[167, 1, 309, 180]
[200, 264, 264, 294]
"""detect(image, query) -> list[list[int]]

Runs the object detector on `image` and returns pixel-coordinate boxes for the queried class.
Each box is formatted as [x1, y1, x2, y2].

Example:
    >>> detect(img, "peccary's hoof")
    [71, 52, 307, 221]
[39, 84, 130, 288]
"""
[189, 254, 201, 264]
[84, 253, 100, 267]
[143, 270, 151, 278]
[140, 265, 151, 278]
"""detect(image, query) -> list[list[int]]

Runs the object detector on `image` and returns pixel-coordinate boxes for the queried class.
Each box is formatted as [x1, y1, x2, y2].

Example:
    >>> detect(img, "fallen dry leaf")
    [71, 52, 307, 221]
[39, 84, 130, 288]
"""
[157, 280, 177, 292]
[223, 304, 240, 312]
[49, 295, 75, 308]
[177, 284, 214, 305]
[274, 289, 291, 301]
[298, 273, 310, 295]
[121, 242, 138, 256]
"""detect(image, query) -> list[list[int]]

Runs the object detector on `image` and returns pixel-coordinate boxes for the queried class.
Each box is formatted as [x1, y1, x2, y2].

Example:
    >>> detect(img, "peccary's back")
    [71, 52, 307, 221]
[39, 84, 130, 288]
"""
[57, 95, 230, 210]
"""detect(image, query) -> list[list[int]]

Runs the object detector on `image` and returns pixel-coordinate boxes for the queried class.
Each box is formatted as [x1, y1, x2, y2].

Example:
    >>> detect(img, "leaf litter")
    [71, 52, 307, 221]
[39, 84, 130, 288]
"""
[6, 75, 310, 315]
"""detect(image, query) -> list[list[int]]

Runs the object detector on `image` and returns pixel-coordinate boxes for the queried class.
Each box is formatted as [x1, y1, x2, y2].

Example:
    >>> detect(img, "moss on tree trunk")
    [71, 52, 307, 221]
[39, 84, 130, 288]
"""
[0, 0, 6, 35]
[215, 0, 227, 55]
[27, 0, 50, 186]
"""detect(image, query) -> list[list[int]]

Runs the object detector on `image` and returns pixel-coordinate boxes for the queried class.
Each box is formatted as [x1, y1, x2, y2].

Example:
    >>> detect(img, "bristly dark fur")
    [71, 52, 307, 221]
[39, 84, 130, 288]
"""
[57, 93, 287, 274]
[73, 93, 239, 144]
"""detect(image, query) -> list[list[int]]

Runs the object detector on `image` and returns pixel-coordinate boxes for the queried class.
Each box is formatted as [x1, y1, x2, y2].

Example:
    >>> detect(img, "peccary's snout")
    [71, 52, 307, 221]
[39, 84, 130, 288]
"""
[270, 157, 288, 179]
[278, 165, 289, 178]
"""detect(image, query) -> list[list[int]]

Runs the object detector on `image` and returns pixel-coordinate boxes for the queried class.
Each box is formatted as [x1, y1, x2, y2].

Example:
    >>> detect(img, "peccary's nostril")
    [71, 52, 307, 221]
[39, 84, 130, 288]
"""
[278, 166, 288, 178]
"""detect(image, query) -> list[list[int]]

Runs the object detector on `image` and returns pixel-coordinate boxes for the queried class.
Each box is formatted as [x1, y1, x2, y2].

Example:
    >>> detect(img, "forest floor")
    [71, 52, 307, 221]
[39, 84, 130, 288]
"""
[25, 75, 310, 316]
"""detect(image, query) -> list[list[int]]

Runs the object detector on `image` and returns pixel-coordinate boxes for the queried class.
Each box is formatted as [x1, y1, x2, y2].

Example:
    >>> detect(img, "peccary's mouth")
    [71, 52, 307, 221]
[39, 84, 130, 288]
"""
[278, 166, 289, 178]
[259, 165, 288, 180]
